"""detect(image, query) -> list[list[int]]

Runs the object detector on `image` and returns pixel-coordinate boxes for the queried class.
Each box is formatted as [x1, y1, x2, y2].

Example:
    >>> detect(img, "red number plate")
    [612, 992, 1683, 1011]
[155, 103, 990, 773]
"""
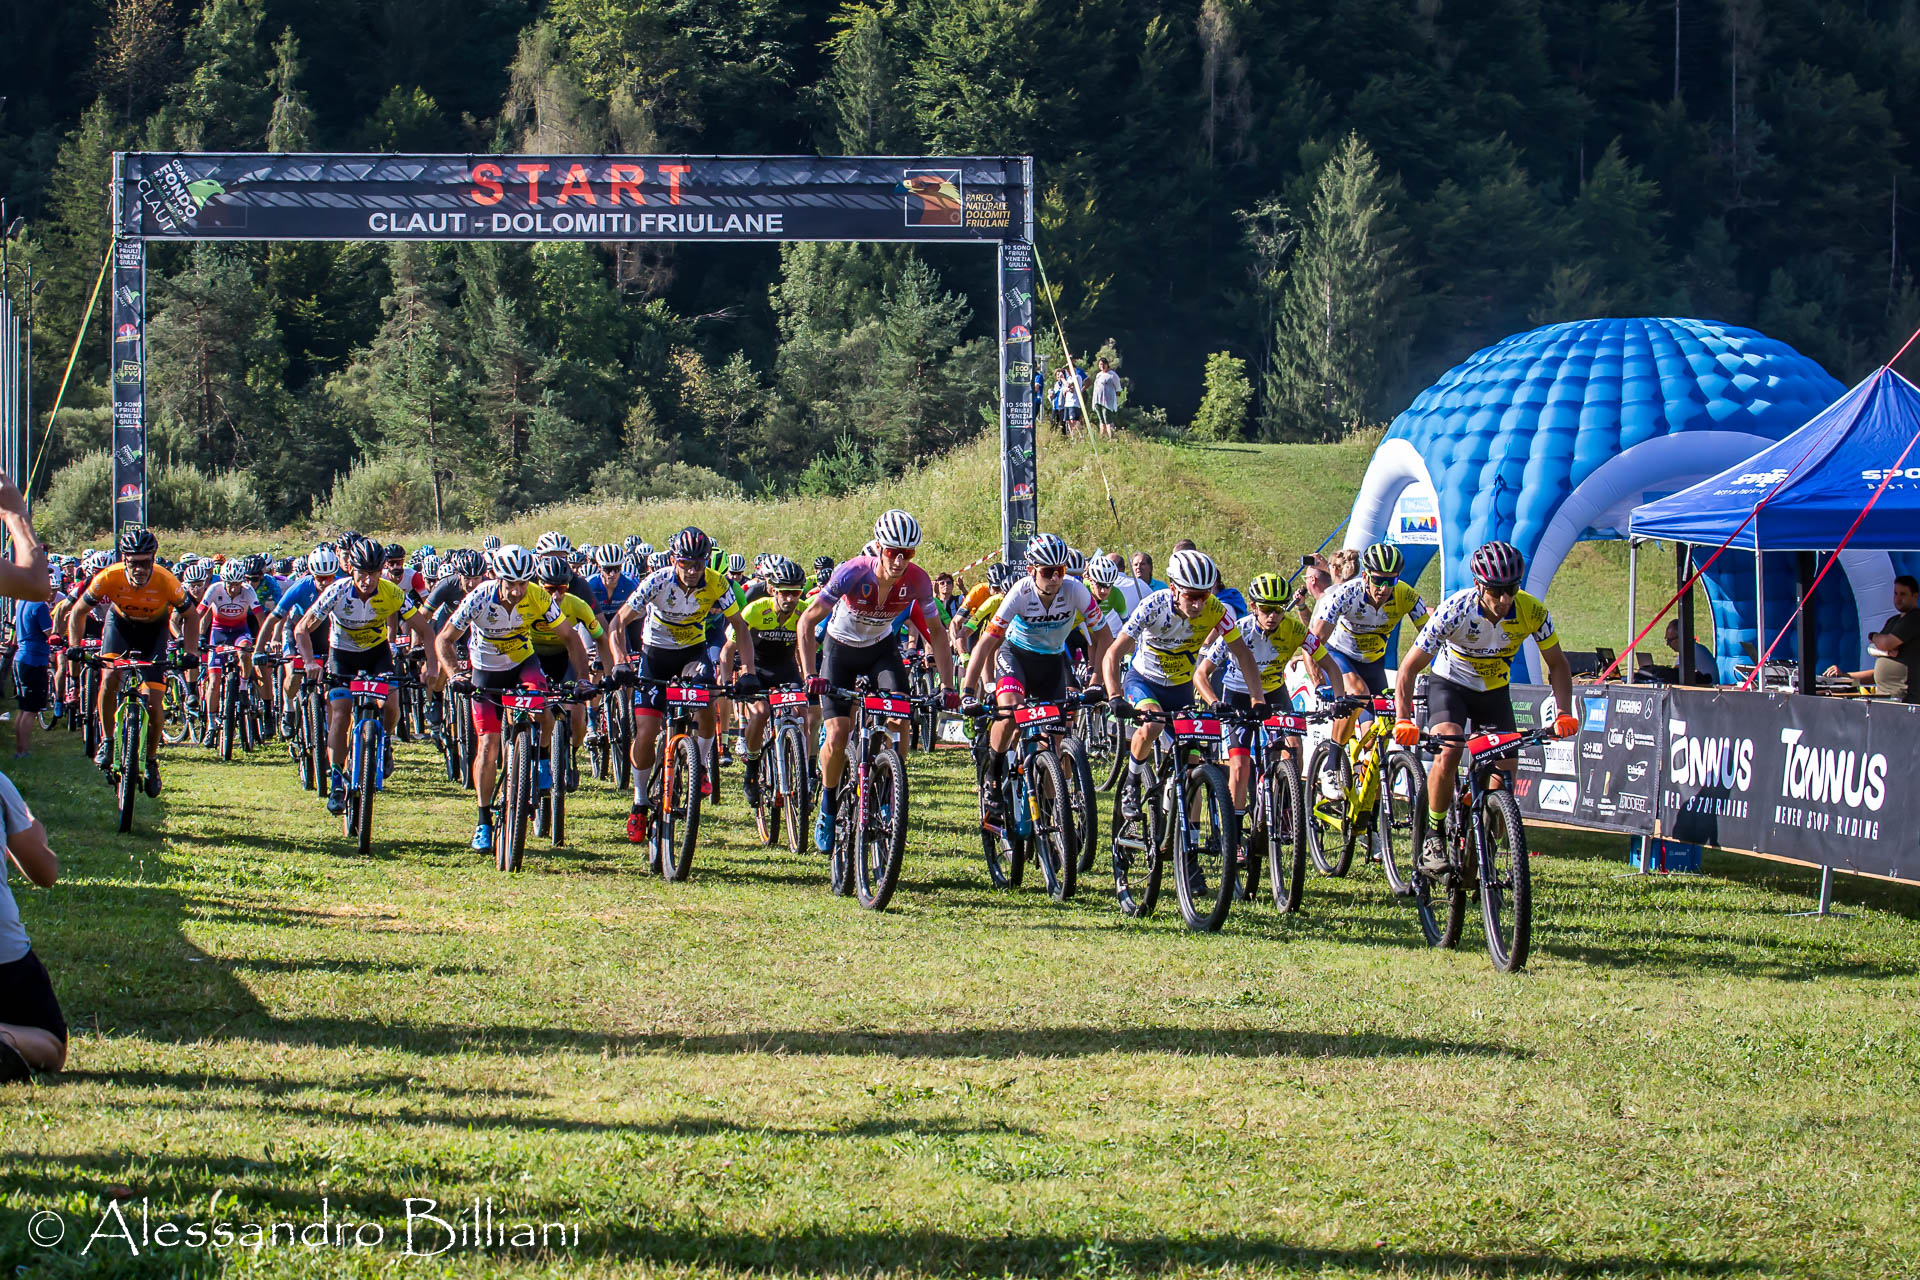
[1371, 695, 1396, 714]
[503, 693, 546, 712]
[1466, 731, 1523, 757]
[667, 685, 710, 706]
[1014, 703, 1062, 726]
[1264, 712, 1307, 732]
[1172, 717, 1221, 740]
[864, 694, 913, 716]
[348, 679, 390, 698]
[769, 688, 809, 708]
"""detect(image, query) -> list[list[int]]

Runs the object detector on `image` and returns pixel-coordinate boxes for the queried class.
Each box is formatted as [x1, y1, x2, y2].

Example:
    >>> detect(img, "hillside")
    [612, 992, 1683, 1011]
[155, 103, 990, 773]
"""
[153, 429, 1702, 661]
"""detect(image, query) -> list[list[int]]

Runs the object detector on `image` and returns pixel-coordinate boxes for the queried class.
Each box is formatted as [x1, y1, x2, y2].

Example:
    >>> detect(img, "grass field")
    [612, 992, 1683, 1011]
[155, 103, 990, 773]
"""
[3, 725, 1917, 1278]
[156, 429, 1712, 663]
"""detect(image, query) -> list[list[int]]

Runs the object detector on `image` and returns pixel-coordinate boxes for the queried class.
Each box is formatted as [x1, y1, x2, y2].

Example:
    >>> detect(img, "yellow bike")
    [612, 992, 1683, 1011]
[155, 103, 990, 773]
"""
[1304, 694, 1425, 894]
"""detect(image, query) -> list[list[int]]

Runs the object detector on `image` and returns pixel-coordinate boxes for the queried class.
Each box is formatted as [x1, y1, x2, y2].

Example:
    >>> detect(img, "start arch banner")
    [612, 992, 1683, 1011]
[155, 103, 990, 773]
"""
[115, 153, 1030, 244]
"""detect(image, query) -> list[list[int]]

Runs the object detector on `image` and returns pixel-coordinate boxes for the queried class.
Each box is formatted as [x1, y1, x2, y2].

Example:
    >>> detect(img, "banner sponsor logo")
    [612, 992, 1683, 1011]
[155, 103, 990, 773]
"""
[1539, 779, 1577, 813]
[1668, 720, 1753, 790]
[1582, 696, 1608, 732]
[116, 482, 143, 503]
[113, 360, 143, 385]
[136, 157, 225, 233]
[901, 170, 963, 226]
[1616, 792, 1652, 814]
[1776, 727, 1886, 811]
[1581, 740, 1605, 759]
[1005, 324, 1031, 344]
[1541, 740, 1576, 776]
[1626, 760, 1649, 783]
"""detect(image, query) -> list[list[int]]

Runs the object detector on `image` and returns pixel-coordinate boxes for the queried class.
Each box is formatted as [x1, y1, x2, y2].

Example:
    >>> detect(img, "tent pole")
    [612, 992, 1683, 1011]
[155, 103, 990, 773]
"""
[1796, 551, 1817, 695]
[1626, 541, 1637, 685]
[1754, 550, 1765, 691]
[1676, 541, 1696, 685]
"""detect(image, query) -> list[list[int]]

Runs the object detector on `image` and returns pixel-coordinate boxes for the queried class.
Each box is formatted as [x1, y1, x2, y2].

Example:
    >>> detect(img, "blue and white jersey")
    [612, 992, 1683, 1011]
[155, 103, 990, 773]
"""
[987, 576, 1105, 655]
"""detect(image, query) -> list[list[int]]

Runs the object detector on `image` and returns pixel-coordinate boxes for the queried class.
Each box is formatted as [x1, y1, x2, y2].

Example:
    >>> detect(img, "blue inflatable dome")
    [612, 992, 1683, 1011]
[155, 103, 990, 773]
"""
[1346, 318, 1869, 680]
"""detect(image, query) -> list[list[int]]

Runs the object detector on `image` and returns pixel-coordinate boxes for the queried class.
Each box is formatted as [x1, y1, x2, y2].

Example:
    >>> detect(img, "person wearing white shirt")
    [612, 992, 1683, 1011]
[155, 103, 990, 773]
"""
[1091, 357, 1122, 439]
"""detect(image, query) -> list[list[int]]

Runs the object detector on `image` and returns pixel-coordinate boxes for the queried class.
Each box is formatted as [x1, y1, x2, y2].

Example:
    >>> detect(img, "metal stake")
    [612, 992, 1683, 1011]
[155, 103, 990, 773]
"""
[1786, 864, 1854, 918]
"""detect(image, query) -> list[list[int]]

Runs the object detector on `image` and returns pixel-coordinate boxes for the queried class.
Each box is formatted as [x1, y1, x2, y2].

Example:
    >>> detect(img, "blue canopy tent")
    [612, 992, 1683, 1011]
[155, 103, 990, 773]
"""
[1628, 368, 1920, 688]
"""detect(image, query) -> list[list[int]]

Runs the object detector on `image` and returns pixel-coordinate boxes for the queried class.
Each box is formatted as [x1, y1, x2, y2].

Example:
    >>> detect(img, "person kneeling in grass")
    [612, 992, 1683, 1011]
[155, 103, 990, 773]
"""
[0, 769, 64, 1081]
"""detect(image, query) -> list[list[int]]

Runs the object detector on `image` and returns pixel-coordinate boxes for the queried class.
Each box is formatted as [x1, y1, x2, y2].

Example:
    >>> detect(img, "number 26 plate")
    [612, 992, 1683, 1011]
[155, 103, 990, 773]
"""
[769, 688, 809, 708]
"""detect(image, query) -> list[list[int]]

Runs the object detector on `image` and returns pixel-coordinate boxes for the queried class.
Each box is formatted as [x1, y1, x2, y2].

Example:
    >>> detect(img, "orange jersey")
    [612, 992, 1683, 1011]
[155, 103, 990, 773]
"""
[959, 583, 994, 618]
[81, 563, 190, 623]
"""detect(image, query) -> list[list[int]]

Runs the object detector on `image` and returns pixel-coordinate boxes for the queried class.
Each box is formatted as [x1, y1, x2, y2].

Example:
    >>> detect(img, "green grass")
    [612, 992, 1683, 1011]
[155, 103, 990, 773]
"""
[157, 429, 1707, 661]
[3, 730, 1918, 1277]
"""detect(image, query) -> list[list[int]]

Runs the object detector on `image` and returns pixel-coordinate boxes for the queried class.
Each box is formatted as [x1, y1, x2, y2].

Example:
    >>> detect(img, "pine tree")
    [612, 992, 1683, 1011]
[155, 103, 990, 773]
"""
[362, 243, 473, 530]
[1268, 133, 1411, 441]
[868, 255, 978, 467]
[1192, 351, 1252, 442]
[820, 4, 912, 153]
[176, 0, 272, 149]
[264, 28, 313, 151]
[145, 245, 289, 473]
[92, 0, 178, 126]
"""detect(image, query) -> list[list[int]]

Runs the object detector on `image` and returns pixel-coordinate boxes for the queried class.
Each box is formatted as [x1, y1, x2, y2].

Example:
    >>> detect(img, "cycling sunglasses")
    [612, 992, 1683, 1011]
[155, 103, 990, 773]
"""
[878, 544, 916, 560]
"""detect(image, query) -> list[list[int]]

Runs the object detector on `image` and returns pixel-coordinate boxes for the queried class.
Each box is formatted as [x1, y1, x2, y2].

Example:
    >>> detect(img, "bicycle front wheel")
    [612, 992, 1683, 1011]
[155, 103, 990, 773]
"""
[549, 717, 569, 847]
[353, 719, 378, 858]
[1028, 747, 1076, 901]
[1172, 760, 1235, 933]
[1059, 736, 1099, 875]
[1304, 738, 1359, 877]
[779, 721, 811, 857]
[1378, 750, 1426, 898]
[116, 702, 141, 833]
[853, 741, 908, 910]
[499, 733, 531, 871]
[979, 747, 1025, 890]
[662, 734, 702, 882]
[1266, 758, 1307, 914]
[1477, 788, 1533, 972]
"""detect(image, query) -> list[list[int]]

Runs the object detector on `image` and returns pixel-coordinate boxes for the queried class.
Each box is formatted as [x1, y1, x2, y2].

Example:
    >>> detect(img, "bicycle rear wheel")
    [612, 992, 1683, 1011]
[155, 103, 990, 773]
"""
[853, 740, 908, 911]
[1305, 739, 1359, 876]
[161, 673, 190, 744]
[1378, 750, 1426, 898]
[549, 717, 569, 847]
[662, 734, 702, 882]
[979, 748, 1025, 890]
[1477, 789, 1532, 972]
[1172, 760, 1235, 932]
[307, 689, 328, 796]
[1412, 816, 1468, 950]
[219, 673, 238, 761]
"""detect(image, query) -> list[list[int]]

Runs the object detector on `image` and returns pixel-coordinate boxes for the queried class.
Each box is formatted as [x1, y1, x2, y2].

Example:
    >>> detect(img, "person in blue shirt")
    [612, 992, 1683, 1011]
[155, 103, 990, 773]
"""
[11, 591, 52, 756]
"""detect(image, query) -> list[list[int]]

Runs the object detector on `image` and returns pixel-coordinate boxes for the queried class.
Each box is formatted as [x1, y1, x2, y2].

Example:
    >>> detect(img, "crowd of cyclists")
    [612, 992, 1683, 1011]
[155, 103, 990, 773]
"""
[35, 505, 1582, 963]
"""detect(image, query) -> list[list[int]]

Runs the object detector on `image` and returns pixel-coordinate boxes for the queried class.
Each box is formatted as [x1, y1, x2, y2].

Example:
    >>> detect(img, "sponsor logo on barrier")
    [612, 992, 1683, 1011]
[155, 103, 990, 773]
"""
[902, 171, 963, 226]
[1668, 720, 1753, 790]
[1582, 697, 1608, 732]
[1581, 741, 1604, 759]
[1626, 760, 1649, 783]
[1607, 725, 1626, 748]
[1777, 728, 1887, 811]
[1613, 695, 1652, 717]
[1542, 740, 1576, 776]
[1005, 324, 1031, 344]
[1617, 792, 1652, 814]
[1539, 779, 1577, 813]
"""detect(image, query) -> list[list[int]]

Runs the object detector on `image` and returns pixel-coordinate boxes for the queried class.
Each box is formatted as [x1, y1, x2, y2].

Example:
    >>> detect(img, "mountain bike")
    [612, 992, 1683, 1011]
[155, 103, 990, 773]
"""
[456, 679, 563, 871]
[967, 690, 1101, 902]
[207, 643, 261, 760]
[535, 679, 592, 848]
[78, 649, 190, 833]
[284, 657, 328, 793]
[1109, 703, 1237, 932]
[1216, 706, 1310, 915]
[631, 674, 723, 882]
[1409, 726, 1552, 972]
[822, 681, 920, 911]
[906, 650, 943, 751]
[1304, 694, 1427, 895]
[330, 671, 397, 857]
[751, 684, 814, 855]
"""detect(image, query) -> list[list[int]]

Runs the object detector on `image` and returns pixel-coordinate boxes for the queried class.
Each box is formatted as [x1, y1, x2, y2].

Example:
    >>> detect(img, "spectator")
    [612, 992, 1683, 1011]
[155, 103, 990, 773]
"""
[1091, 357, 1122, 439]
[1663, 619, 1718, 685]
[1828, 574, 1920, 700]
[0, 769, 64, 1080]
[1292, 559, 1334, 624]
[0, 475, 48, 604]
[1328, 548, 1360, 584]
[11, 585, 52, 757]
[1058, 365, 1084, 438]
[1108, 551, 1167, 622]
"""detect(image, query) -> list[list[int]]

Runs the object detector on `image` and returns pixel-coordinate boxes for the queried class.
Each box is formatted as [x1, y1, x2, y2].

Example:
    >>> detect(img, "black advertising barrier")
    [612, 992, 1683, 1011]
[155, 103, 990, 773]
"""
[1509, 683, 1663, 836]
[998, 241, 1037, 561]
[115, 153, 1029, 244]
[110, 237, 147, 528]
[1661, 687, 1920, 883]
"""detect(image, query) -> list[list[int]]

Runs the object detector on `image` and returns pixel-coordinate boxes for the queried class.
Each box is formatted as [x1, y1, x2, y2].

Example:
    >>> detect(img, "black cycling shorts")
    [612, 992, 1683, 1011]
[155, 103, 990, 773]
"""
[1423, 676, 1515, 734]
[101, 613, 168, 665]
[535, 648, 575, 683]
[818, 632, 908, 718]
[634, 644, 712, 718]
[0, 950, 66, 1042]
[328, 642, 394, 681]
[994, 645, 1069, 704]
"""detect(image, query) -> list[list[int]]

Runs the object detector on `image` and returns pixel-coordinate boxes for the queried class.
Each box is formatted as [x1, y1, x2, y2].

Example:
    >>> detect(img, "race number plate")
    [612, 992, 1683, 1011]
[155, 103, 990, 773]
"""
[348, 679, 390, 698]
[667, 684, 711, 706]
[502, 692, 546, 712]
[1264, 712, 1308, 732]
[768, 688, 809, 708]
[1371, 695, 1396, 714]
[1014, 703, 1063, 727]
[1171, 716, 1221, 742]
[1465, 730, 1523, 757]
[863, 693, 913, 717]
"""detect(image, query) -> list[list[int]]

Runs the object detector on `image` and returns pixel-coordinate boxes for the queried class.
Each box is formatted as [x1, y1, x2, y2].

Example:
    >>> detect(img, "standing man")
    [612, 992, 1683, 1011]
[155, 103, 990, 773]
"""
[11, 582, 52, 757]
[1091, 357, 1122, 440]
[1108, 551, 1166, 623]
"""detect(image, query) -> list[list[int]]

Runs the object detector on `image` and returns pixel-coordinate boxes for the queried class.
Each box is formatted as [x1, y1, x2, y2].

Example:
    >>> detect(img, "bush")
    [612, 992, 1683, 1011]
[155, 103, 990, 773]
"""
[588, 458, 739, 504]
[317, 452, 441, 533]
[37, 451, 268, 544]
[793, 433, 880, 498]
[1191, 351, 1253, 442]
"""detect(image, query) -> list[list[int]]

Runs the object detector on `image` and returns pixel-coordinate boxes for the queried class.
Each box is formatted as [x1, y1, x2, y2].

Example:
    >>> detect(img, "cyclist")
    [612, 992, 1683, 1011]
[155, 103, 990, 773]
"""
[1195, 572, 1343, 822]
[724, 556, 812, 808]
[1391, 541, 1578, 874]
[1305, 541, 1430, 792]
[810, 555, 835, 594]
[608, 527, 758, 842]
[530, 550, 610, 787]
[68, 527, 201, 793]
[795, 510, 958, 851]
[199, 559, 268, 737]
[437, 545, 590, 851]
[960, 533, 1111, 825]
[261, 545, 341, 735]
[703, 547, 749, 767]
[1099, 549, 1269, 820]
[296, 538, 438, 814]
[1086, 555, 1124, 635]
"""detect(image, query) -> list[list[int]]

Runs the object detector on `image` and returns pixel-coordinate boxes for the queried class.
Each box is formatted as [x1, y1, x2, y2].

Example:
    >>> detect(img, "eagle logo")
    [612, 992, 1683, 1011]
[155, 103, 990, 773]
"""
[900, 171, 962, 226]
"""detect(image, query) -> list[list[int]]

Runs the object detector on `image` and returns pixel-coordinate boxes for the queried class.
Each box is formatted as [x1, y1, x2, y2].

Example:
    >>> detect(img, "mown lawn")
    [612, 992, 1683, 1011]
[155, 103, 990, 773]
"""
[2, 732, 1917, 1278]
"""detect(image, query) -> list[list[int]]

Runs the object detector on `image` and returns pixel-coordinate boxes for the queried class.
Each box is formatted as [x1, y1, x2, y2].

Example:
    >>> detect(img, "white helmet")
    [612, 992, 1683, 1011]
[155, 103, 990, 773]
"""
[492, 544, 535, 582]
[872, 509, 922, 550]
[534, 531, 571, 554]
[220, 560, 246, 584]
[1066, 546, 1086, 574]
[1087, 556, 1121, 586]
[593, 543, 624, 570]
[1166, 549, 1219, 592]
[307, 547, 340, 577]
[1025, 533, 1071, 568]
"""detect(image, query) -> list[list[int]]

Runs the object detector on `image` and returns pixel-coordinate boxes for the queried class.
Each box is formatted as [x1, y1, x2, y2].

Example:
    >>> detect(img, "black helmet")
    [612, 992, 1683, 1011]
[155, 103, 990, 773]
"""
[384, 542, 406, 564]
[812, 555, 836, 579]
[767, 556, 806, 588]
[118, 525, 159, 557]
[668, 527, 713, 563]
[533, 551, 571, 585]
[347, 538, 386, 573]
